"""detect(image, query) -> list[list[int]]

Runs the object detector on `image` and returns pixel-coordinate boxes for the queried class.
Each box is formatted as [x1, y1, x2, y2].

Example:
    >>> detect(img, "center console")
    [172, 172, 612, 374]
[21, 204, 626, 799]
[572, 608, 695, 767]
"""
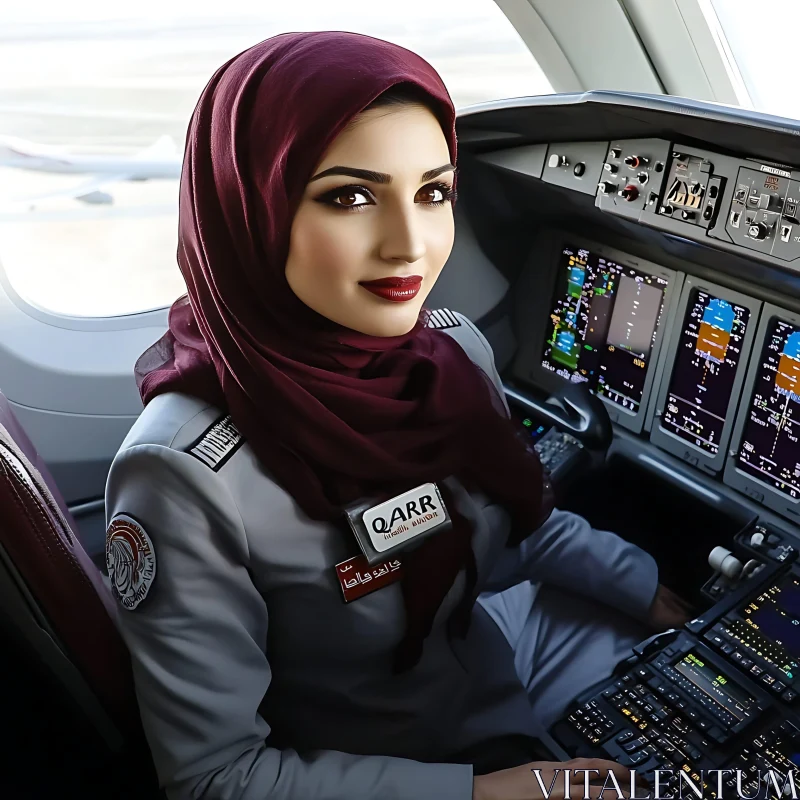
[550, 538, 800, 796]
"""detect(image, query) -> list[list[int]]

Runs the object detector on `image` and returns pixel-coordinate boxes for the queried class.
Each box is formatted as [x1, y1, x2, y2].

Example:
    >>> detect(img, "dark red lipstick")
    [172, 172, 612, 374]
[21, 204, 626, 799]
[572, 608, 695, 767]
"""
[359, 275, 423, 302]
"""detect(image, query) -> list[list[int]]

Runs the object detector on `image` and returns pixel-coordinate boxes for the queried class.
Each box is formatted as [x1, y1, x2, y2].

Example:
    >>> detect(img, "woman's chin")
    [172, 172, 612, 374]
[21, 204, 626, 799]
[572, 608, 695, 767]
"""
[347, 308, 421, 338]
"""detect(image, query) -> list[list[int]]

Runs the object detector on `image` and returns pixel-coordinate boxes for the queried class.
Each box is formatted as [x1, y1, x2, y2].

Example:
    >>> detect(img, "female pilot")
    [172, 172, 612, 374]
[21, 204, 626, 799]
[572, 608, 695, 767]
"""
[105, 31, 691, 800]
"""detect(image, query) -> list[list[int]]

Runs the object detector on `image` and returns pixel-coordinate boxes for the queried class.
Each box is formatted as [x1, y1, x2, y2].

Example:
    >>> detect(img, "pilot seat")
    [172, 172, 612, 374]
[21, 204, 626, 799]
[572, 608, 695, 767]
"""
[0, 389, 158, 797]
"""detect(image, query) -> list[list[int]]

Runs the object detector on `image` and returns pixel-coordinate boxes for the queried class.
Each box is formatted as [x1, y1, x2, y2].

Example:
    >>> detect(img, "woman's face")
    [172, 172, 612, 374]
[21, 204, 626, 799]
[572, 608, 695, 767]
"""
[285, 103, 455, 337]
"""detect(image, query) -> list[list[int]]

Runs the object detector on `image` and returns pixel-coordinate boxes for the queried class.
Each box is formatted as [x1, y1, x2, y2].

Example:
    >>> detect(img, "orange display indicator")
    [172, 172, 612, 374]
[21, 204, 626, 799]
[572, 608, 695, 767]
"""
[776, 353, 800, 396]
[696, 321, 730, 363]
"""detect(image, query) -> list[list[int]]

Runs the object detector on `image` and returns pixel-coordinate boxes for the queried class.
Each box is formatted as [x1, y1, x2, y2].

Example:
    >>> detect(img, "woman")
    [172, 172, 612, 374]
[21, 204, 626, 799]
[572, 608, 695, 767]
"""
[105, 31, 691, 800]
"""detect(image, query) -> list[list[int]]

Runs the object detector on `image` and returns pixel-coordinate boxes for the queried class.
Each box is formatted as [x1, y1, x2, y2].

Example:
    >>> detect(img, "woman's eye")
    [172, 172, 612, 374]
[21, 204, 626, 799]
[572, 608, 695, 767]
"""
[417, 187, 443, 203]
[326, 188, 372, 208]
[334, 190, 370, 207]
[416, 182, 454, 205]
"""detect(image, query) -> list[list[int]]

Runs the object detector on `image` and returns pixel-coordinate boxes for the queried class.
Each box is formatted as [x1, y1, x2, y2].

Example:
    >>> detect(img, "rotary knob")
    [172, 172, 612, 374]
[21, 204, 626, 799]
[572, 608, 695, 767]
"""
[619, 184, 639, 202]
[748, 221, 770, 240]
[598, 181, 617, 195]
[604, 163, 618, 175]
[624, 155, 648, 169]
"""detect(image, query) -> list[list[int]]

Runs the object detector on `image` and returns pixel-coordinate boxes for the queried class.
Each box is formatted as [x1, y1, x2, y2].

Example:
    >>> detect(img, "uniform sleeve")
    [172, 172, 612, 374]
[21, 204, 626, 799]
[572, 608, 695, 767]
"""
[483, 508, 660, 623]
[105, 444, 474, 800]
[444, 314, 658, 622]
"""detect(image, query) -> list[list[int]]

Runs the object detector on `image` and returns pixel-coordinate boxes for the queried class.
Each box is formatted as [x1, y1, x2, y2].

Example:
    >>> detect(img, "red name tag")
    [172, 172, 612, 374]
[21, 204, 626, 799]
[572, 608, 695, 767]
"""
[335, 554, 403, 603]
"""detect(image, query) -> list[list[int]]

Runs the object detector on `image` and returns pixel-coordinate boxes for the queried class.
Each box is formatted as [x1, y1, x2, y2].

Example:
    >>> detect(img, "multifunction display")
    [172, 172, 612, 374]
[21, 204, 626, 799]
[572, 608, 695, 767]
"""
[737, 317, 800, 498]
[675, 652, 757, 722]
[729, 574, 800, 681]
[542, 244, 670, 413]
[661, 289, 751, 454]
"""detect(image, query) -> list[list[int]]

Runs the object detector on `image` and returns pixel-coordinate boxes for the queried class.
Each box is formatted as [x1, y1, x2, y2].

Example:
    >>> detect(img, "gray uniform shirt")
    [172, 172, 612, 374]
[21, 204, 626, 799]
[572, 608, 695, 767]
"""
[105, 312, 658, 800]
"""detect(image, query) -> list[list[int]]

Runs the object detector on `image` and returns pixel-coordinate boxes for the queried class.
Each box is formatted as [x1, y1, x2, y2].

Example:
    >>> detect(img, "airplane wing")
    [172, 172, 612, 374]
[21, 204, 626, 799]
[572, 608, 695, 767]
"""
[133, 134, 178, 159]
[6, 174, 130, 207]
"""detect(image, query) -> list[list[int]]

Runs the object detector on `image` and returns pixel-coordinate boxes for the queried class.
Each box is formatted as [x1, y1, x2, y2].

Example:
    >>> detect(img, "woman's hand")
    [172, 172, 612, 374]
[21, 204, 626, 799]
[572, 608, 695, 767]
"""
[472, 757, 634, 800]
[647, 584, 694, 632]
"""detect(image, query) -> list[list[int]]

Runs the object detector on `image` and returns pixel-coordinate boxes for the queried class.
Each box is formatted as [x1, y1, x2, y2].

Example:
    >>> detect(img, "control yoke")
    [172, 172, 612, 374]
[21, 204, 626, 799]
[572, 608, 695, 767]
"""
[505, 382, 613, 451]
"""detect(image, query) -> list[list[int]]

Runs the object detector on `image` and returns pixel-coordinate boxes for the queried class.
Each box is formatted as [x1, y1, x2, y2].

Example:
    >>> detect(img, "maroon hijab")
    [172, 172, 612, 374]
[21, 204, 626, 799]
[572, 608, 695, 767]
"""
[136, 31, 547, 670]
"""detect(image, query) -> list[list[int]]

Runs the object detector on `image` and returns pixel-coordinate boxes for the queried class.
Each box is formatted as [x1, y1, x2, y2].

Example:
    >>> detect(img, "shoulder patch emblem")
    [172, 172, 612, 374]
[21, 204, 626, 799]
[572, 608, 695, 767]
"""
[426, 308, 462, 330]
[106, 514, 156, 611]
[187, 414, 242, 471]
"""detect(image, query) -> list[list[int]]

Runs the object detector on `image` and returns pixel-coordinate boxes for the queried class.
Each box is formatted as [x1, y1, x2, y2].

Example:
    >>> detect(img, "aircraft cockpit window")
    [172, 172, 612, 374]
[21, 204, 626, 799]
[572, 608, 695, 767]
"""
[0, 0, 552, 319]
[703, 0, 800, 121]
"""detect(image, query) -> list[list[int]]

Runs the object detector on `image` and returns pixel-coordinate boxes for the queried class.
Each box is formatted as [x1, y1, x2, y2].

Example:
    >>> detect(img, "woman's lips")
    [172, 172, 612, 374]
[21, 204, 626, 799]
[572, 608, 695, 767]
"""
[359, 275, 423, 302]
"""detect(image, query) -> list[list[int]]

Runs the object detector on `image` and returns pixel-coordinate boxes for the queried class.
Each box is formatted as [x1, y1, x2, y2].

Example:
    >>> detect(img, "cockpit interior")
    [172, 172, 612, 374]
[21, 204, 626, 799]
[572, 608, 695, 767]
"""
[5, 1, 800, 796]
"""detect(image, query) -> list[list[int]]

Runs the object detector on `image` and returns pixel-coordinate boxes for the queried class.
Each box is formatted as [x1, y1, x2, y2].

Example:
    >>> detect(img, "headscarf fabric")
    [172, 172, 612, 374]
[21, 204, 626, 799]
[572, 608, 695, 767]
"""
[136, 31, 547, 670]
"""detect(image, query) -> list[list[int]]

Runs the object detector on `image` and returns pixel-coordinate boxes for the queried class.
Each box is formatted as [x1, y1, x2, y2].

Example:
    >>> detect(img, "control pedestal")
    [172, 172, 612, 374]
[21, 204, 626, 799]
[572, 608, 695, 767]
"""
[550, 555, 800, 794]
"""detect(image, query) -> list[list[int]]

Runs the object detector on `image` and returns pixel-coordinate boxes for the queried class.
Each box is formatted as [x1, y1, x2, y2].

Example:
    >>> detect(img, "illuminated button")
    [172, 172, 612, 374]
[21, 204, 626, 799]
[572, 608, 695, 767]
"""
[782, 689, 797, 703]
[761, 673, 776, 686]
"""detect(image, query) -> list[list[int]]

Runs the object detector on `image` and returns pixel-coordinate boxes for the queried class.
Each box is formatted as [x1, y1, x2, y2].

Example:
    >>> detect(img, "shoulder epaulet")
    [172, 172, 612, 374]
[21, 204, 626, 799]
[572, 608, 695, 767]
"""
[186, 414, 243, 471]
[426, 308, 462, 330]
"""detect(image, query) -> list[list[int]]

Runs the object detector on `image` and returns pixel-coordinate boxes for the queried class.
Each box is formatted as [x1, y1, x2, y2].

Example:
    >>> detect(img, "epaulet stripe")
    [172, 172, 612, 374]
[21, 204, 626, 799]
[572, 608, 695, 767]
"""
[186, 414, 243, 471]
[426, 308, 462, 330]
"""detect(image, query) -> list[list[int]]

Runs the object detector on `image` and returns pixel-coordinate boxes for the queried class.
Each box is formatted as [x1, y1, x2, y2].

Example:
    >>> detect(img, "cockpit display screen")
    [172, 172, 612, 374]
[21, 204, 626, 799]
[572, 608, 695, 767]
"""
[675, 652, 756, 721]
[541, 244, 670, 413]
[728, 574, 800, 681]
[661, 289, 751, 455]
[737, 317, 800, 499]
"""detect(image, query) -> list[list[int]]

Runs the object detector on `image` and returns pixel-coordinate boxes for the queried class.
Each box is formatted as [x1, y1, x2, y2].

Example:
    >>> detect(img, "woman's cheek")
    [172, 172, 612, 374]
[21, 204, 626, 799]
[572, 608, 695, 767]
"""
[311, 224, 369, 287]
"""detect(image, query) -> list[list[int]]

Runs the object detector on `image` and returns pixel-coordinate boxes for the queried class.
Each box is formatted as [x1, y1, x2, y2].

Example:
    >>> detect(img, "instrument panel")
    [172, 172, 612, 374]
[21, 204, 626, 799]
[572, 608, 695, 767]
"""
[515, 236, 681, 435]
[550, 555, 800, 791]
[513, 231, 800, 525]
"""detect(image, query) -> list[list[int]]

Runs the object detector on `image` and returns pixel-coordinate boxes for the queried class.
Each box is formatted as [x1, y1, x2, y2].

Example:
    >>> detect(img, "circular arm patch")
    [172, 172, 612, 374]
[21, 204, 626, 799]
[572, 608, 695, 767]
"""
[106, 513, 157, 611]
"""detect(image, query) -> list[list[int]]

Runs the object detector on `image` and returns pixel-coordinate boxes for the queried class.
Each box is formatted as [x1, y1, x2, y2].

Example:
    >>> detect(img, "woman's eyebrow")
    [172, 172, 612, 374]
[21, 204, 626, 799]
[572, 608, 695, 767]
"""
[308, 163, 455, 184]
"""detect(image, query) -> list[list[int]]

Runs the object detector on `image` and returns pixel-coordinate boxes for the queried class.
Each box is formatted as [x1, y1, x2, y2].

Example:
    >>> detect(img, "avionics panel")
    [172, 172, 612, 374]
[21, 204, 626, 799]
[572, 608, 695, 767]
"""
[513, 232, 682, 434]
[711, 570, 800, 699]
[725, 304, 800, 520]
[649, 277, 760, 473]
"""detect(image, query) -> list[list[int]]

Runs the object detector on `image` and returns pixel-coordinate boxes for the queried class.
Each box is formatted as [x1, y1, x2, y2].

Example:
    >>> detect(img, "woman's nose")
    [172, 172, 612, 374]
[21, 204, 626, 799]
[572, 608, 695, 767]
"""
[378, 206, 427, 264]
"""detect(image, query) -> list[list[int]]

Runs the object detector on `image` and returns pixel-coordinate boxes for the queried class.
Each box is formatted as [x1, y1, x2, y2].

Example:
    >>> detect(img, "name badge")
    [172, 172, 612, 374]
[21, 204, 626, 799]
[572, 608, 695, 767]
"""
[344, 482, 451, 565]
[335, 554, 403, 603]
